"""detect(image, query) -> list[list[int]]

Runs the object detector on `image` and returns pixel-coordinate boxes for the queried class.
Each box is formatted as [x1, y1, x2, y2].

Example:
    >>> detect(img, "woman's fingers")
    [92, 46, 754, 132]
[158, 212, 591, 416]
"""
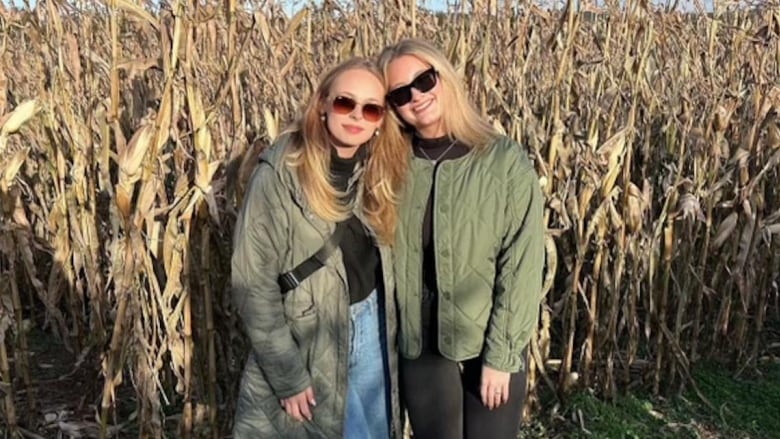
[286, 401, 303, 421]
[492, 387, 502, 409]
[299, 398, 313, 421]
[481, 365, 512, 409]
[482, 383, 497, 408]
[281, 386, 315, 421]
[481, 384, 511, 409]
[305, 387, 317, 406]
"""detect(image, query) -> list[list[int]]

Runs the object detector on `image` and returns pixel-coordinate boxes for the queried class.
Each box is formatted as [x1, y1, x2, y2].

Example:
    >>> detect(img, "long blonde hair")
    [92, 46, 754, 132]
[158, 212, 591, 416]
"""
[282, 58, 408, 245]
[377, 38, 498, 150]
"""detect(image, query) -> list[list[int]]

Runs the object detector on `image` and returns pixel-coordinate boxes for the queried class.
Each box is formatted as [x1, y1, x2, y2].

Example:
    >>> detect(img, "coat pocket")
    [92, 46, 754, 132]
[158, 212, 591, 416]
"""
[283, 283, 317, 318]
[287, 311, 320, 370]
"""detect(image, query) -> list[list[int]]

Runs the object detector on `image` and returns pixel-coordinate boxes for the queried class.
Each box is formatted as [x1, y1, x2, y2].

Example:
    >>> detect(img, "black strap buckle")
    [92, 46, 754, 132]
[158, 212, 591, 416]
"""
[277, 222, 347, 294]
[278, 272, 300, 293]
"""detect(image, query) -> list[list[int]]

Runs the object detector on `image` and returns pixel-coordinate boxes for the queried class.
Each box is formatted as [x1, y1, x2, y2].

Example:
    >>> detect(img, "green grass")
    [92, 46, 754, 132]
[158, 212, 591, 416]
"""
[672, 362, 780, 438]
[565, 392, 700, 439]
[523, 361, 780, 439]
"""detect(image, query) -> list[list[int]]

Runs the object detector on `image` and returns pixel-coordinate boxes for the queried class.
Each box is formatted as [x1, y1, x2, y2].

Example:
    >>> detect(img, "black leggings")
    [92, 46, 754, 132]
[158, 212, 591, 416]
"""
[399, 350, 528, 439]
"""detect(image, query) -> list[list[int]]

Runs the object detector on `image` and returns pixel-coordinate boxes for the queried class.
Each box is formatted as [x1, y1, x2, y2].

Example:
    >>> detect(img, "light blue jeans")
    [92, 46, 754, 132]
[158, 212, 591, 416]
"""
[343, 289, 391, 439]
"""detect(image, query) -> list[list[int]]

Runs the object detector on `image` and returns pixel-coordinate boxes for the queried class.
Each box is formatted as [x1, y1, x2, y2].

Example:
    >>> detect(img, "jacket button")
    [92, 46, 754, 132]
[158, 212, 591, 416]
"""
[442, 292, 450, 300]
[444, 335, 451, 344]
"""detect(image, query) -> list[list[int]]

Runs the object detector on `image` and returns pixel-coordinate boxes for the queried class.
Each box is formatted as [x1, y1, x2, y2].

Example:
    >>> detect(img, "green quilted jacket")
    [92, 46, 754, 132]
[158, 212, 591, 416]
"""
[394, 135, 545, 372]
[231, 135, 401, 438]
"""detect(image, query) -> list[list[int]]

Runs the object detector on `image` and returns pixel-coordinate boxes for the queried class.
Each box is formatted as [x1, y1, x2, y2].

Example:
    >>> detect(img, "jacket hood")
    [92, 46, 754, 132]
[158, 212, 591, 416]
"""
[257, 133, 306, 205]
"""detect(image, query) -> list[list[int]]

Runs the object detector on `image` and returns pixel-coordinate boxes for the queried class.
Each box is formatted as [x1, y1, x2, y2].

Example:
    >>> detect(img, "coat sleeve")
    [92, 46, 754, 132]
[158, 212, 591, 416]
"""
[483, 152, 545, 373]
[231, 163, 311, 399]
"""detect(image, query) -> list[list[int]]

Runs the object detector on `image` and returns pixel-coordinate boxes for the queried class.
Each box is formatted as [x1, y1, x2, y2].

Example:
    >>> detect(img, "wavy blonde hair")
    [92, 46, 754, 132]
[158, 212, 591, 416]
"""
[281, 58, 408, 245]
[377, 38, 499, 150]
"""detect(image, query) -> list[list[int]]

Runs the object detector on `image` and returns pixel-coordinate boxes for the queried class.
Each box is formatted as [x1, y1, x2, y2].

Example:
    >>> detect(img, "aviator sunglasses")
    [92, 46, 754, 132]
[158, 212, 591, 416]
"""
[386, 67, 438, 107]
[330, 96, 385, 122]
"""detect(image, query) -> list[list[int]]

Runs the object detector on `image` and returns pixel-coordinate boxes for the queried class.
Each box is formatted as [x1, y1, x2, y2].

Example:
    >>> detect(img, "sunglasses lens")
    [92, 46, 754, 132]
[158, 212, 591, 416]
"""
[414, 69, 438, 93]
[387, 68, 438, 107]
[362, 104, 385, 122]
[332, 96, 356, 114]
[387, 87, 412, 107]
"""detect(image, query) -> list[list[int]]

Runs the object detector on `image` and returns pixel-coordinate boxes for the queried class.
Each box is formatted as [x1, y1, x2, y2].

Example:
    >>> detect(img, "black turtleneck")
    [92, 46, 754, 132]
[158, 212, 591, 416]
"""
[330, 147, 381, 305]
[413, 136, 470, 293]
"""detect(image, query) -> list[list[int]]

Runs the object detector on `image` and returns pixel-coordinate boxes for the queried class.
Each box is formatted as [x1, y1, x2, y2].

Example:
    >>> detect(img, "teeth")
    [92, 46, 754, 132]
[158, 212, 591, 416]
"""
[415, 100, 432, 113]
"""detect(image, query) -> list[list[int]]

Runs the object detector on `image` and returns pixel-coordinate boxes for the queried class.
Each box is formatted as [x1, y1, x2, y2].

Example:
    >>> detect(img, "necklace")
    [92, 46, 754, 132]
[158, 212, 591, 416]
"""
[417, 139, 458, 165]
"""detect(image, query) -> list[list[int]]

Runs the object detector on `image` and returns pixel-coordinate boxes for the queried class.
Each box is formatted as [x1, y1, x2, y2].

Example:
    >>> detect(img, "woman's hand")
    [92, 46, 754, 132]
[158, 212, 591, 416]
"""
[480, 365, 510, 410]
[280, 386, 316, 422]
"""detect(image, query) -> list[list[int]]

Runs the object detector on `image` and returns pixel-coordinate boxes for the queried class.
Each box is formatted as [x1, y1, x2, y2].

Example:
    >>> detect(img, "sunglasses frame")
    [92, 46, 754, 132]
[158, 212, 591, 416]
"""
[386, 67, 439, 107]
[329, 95, 386, 122]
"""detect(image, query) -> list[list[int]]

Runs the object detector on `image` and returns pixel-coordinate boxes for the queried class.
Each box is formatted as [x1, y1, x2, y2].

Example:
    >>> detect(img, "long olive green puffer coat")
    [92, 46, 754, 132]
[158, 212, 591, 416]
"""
[231, 135, 401, 438]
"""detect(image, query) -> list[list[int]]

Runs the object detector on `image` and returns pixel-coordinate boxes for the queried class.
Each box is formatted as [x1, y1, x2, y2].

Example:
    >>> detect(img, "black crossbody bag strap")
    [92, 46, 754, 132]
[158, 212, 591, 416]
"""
[278, 222, 346, 293]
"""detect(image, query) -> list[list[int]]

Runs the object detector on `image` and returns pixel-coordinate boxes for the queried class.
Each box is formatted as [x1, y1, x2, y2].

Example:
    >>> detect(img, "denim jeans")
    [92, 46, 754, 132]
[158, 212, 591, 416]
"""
[343, 289, 391, 439]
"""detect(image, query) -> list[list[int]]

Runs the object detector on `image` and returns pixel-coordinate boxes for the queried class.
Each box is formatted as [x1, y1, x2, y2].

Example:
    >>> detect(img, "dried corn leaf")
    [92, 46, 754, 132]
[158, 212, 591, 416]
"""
[767, 122, 780, 150]
[133, 178, 160, 229]
[712, 103, 734, 132]
[282, 9, 308, 44]
[186, 78, 216, 191]
[111, 0, 159, 30]
[1, 148, 29, 191]
[263, 107, 278, 140]
[118, 124, 154, 184]
[597, 128, 628, 198]
[0, 99, 40, 138]
[713, 212, 739, 249]
[736, 213, 756, 270]
[677, 193, 705, 223]
[168, 335, 186, 393]
[626, 182, 644, 233]
[0, 68, 6, 116]
[254, 12, 272, 46]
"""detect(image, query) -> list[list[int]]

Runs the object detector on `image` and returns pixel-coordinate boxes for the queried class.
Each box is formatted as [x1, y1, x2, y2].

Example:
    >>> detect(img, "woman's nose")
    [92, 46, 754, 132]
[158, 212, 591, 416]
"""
[409, 88, 424, 103]
[349, 105, 362, 120]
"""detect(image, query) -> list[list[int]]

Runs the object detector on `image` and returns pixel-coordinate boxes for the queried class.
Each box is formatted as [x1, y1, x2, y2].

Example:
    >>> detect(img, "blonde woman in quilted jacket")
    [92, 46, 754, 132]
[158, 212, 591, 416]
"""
[377, 39, 546, 439]
[231, 57, 407, 438]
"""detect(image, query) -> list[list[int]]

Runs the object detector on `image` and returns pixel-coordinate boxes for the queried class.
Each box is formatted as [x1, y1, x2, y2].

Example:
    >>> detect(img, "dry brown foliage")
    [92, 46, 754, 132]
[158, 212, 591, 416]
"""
[1, 0, 779, 436]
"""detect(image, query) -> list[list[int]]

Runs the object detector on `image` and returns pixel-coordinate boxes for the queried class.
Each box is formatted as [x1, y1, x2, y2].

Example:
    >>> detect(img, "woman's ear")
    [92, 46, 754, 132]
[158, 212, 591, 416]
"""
[317, 94, 328, 119]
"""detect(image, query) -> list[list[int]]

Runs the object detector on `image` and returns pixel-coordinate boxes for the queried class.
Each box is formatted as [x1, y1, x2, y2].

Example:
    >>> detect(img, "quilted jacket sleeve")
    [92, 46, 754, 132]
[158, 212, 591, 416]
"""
[483, 151, 545, 373]
[231, 162, 311, 399]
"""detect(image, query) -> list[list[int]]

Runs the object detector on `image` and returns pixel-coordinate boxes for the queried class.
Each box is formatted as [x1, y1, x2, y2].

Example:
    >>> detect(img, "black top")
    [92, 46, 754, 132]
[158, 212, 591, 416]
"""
[330, 147, 381, 305]
[413, 135, 470, 351]
[413, 135, 470, 292]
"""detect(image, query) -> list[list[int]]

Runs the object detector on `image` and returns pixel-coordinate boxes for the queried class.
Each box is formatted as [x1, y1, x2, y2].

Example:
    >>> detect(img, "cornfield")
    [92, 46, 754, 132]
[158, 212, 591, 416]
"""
[1, 0, 779, 436]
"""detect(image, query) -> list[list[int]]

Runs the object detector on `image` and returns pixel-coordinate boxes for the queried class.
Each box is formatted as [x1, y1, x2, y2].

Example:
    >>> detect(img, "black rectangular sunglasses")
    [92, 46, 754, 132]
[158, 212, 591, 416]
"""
[386, 67, 438, 107]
